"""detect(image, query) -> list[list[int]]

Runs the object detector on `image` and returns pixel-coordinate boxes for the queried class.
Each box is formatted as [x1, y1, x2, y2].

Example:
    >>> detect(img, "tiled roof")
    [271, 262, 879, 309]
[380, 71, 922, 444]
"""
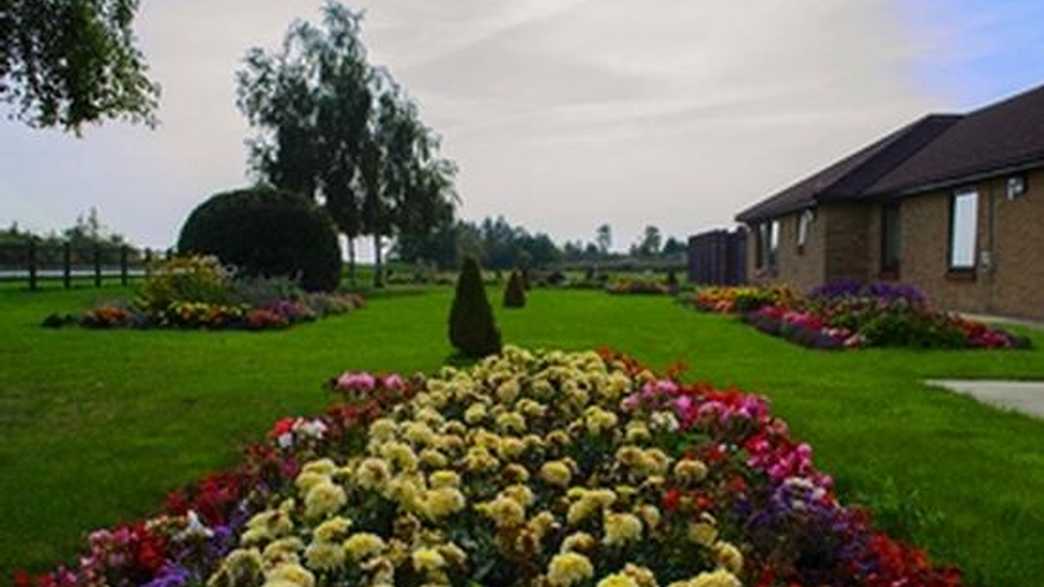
[868, 83, 1044, 195]
[736, 115, 960, 223]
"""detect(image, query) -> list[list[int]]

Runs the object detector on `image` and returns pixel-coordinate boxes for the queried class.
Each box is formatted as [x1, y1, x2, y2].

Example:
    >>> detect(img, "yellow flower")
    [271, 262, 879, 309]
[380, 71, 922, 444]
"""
[674, 459, 709, 484]
[503, 463, 531, 483]
[301, 459, 337, 477]
[343, 533, 386, 561]
[262, 538, 305, 564]
[304, 540, 345, 571]
[411, 547, 446, 573]
[403, 421, 435, 446]
[313, 517, 352, 542]
[477, 495, 526, 528]
[624, 422, 651, 444]
[603, 512, 643, 546]
[265, 563, 315, 587]
[597, 573, 639, 587]
[636, 504, 661, 529]
[380, 441, 418, 472]
[559, 531, 595, 553]
[540, 460, 573, 488]
[496, 411, 527, 434]
[463, 446, 499, 472]
[547, 552, 594, 587]
[419, 448, 448, 468]
[497, 436, 527, 460]
[715, 541, 744, 574]
[464, 403, 488, 424]
[496, 378, 521, 404]
[584, 406, 619, 435]
[668, 569, 742, 587]
[500, 484, 535, 507]
[687, 522, 718, 547]
[207, 548, 264, 587]
[429, 470, 461, 489]
[304, 480, 347, 520]
[421, 486, 466, 519]
[356, 458, 391, 490]
[294, 472, 328, 495]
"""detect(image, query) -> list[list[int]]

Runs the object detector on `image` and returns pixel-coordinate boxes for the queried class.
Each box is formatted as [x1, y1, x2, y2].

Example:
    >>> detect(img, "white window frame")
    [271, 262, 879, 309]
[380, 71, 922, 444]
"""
[949, 189, 978, 270]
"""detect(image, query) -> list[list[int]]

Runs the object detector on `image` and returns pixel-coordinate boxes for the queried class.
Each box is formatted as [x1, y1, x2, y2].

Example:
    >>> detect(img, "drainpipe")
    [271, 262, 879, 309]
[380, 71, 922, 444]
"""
[986, 179, 997, 313]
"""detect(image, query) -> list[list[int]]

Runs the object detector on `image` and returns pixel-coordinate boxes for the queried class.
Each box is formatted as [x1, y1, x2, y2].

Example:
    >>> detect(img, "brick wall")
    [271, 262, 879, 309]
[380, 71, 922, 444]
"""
[746, 208, 827, 293]
[741, 169, 1044, 319]
[895, 168, 1044, 319]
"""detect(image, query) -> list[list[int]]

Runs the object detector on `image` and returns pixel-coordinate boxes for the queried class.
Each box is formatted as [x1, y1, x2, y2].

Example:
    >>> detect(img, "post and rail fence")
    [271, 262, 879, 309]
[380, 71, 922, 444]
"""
[0, 240, 173, 290]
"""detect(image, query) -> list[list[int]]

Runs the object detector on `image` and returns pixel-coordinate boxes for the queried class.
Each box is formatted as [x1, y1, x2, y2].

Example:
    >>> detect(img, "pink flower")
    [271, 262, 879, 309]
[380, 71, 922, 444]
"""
[382, 374, 405, 390]
[336, 372, 376, 392]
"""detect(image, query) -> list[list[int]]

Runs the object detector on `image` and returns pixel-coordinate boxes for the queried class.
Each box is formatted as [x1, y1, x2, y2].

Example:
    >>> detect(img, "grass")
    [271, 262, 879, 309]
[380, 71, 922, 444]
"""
[1, 285, 1043, 585]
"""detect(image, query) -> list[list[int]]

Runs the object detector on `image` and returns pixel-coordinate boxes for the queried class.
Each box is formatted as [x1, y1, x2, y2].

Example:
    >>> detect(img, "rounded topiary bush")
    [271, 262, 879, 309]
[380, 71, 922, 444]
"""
[503, 270, 526, 308]
[177, 187, 341, 292]
[449, 257, 502, 357]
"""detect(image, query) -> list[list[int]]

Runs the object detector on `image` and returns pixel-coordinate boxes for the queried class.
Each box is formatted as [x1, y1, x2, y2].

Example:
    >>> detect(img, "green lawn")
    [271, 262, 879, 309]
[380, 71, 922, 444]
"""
[1, 286, 1043, 586]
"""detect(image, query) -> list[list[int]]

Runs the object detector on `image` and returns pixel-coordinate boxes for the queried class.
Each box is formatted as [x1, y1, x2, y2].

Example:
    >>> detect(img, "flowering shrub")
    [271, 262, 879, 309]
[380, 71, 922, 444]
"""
[47, 256, 367, 332]
[606, 278, 671, 295]
[686, 287, 796, 315]
[22, 348, 963, 587]
[685, 282, 1027, 351]
[746, 295, 1027, 350]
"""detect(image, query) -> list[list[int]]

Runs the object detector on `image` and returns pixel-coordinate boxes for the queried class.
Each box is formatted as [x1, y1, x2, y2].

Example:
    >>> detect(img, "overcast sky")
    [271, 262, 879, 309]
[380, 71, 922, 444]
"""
[2, 0, 1043, 255]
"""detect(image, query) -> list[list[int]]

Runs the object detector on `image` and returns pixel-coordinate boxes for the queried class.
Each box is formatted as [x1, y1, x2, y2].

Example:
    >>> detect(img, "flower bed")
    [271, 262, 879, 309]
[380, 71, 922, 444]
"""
[686, 282, 1028, 350]
[20, 347, 963, 587]
[685, 286, 796, 315]
[42, 256, 365, 331]
[606, 278, 671, 296]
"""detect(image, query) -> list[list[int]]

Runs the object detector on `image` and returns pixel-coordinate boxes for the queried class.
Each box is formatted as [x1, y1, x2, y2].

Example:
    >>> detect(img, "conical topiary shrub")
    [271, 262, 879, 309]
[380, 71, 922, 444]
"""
[503, 270, 527, 308]
[449, 257, 502, 357]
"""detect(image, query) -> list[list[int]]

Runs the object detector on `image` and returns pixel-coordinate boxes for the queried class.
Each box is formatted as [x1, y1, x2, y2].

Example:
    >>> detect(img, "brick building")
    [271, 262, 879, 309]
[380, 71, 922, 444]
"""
[736, 83, 1044, 319]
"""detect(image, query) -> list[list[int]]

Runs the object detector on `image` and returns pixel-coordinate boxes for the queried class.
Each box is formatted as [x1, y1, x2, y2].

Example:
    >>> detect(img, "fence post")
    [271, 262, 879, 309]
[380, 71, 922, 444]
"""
[94, 245, 102, 288]
[63, 242, 71, 289]
[120, 245, 129, 286]
[27, 240, 37, 291]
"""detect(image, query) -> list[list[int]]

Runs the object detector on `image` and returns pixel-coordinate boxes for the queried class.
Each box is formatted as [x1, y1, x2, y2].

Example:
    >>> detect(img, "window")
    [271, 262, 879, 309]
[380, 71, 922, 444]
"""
[768, 220, 780, 269]
[949, 190, 978, 270]
[797, 209, 815, 253]
[880, 203, 901, 274]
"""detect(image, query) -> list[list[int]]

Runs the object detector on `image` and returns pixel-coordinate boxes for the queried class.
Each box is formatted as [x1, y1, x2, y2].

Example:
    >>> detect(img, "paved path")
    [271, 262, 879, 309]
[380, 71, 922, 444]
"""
[927, 379, 1044, 419]
[961, 313, 1044, 331]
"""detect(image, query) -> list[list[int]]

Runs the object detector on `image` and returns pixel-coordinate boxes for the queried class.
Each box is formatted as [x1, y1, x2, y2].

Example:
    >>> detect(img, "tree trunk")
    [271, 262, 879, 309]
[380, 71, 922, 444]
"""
[347, 236, 356, 286]
[373, 232, 384, 288]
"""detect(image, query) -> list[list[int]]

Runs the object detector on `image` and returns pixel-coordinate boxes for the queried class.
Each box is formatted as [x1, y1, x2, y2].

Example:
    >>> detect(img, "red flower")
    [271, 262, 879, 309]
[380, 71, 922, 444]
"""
[662, 488, 681, 512]
[12, 571, 33, 587]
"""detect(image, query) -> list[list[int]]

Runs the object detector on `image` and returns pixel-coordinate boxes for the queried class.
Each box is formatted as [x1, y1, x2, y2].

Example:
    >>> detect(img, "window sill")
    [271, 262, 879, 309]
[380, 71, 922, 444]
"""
[946, 269, 976, 282]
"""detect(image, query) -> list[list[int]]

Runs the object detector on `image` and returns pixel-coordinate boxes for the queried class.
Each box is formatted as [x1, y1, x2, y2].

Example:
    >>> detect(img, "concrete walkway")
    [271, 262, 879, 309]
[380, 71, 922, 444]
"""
[960, 313, 1044, 331]
[927, 379, 1044, 419]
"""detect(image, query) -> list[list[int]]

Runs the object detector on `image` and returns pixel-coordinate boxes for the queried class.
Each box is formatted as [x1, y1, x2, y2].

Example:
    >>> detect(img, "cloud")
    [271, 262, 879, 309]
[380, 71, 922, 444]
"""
[0, 0, 1037, 252]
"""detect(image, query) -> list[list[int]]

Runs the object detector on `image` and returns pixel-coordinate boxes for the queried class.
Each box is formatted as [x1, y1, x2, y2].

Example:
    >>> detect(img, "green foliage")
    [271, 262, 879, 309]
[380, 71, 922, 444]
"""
[177, 188, 341, 292]
[859, 310, 967, 348]
[448, 257, 501, 357]
[503, 271, 526, 308]
[0, 0, 159, 132]
[237, 1, 458, 288]
[138, 255, 233, 310]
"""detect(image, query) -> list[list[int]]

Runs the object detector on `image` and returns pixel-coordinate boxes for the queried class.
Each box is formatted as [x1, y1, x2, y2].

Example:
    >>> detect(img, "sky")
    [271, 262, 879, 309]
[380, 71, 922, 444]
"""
[2, 0, 1043, 256]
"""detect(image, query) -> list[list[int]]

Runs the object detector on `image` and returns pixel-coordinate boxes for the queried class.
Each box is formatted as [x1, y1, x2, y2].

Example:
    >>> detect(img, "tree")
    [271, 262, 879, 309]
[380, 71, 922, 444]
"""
[448, 257, 501, 357]
[637, 225, 662, 257]
[503, 270, 526, 308]
[1, 0, 159, 133]
[596, 224, 612, 255]
[661, 236, 686, 257]
[237, 2, 457, 288]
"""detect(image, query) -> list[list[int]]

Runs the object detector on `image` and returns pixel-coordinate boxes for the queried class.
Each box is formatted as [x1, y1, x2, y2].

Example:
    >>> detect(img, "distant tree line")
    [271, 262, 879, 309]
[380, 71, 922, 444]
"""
[393, 219, 686, 271]
[0, 208, 140, 265]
